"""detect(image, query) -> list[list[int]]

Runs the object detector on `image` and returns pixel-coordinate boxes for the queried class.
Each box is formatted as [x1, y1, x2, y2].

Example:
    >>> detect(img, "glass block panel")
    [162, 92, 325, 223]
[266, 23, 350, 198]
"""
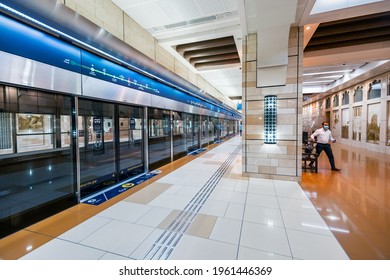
[264, 95, 277, 144]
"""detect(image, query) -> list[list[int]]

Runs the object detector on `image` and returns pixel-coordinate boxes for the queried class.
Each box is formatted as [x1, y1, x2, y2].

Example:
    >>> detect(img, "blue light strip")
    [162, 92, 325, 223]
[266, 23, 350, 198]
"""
[0, 3, 161, 83]
[0, 3, 241, 118]
[264, 95, 277, 144]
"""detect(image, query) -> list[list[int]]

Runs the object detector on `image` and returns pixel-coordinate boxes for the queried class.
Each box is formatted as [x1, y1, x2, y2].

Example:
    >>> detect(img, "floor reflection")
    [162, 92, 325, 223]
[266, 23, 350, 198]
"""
[301, 144, 390, 259]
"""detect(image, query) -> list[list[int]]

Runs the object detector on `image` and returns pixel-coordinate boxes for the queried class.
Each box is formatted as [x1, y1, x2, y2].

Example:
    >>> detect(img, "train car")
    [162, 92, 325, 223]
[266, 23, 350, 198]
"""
[0, 1, 241, 238]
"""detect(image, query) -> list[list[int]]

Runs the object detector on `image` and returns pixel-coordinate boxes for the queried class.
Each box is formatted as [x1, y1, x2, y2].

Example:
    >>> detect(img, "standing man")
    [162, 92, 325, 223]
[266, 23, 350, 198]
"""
[311, 122, 341, 171]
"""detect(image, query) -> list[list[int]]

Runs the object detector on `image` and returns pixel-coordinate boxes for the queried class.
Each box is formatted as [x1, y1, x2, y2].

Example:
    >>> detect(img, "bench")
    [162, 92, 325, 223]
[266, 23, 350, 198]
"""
[302, 152, 318, 173]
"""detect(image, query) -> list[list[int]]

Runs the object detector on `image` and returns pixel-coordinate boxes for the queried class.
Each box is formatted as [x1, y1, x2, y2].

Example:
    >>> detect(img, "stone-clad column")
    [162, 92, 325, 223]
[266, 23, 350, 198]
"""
[242, 27, 303, 181]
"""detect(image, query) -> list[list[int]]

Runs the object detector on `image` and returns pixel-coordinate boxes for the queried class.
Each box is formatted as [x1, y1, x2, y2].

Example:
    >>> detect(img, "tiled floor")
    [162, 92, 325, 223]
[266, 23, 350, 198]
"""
[14, 137, 349, 260]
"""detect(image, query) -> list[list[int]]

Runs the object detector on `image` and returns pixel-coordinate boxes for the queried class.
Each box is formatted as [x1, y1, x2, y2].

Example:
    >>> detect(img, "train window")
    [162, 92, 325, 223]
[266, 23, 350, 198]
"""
[0, 89, 73, 154]
[185, 113, 200, 153]
[61, 115, 71, 147]
[118, 105, 143, 179]
[0, 86, 76, 224]
[148, 108, 171, 169]
[201, 115, 209, 147]
[77, 116, 86, 148]
[78, 99, 116, 197]
[223, 119, 228, 137]
[209, 117, 220, 143]
[173, 111, 186, 159]
[0, 112, 13, 155]
[15, 113, 54, 153]
[194, 114, 200, 149]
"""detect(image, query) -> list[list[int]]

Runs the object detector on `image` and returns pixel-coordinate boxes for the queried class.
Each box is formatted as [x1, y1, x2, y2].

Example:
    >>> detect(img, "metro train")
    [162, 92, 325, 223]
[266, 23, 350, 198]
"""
[0, 1, 241, 238]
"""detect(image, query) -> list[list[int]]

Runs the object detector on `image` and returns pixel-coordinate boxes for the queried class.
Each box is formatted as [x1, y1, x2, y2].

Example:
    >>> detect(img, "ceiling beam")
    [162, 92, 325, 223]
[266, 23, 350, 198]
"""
[183, 45, 238, 59]
[176, 36, 235, 53]
[304, 41, 390, 67]
[237, 0, 248, 35]
[256, 0, 299, 87]
[297, 0, 316, 26]
[313, 13, 390, 37]
[195, 60, 241, 70]
[306, 29, 390, 50]
[189, 52, 240, 64]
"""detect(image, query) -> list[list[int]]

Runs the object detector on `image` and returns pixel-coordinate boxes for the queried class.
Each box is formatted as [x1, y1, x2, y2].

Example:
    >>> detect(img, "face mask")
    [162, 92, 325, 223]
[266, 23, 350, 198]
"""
[323, 125, 329, 130]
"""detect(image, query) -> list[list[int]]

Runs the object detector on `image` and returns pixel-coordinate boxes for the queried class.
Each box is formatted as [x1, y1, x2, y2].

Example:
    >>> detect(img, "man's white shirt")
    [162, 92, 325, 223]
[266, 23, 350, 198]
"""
[311, 128, 335, 144]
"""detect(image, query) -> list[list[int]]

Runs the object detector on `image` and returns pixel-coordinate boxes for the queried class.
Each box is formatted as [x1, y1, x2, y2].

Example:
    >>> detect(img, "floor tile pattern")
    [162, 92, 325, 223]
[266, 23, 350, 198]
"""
[18, 137, 349, 260]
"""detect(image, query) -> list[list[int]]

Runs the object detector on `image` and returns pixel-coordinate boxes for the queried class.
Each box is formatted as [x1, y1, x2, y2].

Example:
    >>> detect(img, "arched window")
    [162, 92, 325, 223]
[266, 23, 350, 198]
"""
[333, 94, 339, 107]
[354, 86, 363, 103]
[367, 79, 381, 100]
[342, 91, 349, 105]
[325, 97, 331, 109]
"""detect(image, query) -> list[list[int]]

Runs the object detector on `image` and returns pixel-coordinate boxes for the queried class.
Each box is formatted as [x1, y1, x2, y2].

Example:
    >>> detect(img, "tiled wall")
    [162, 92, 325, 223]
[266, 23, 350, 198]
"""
[62, 0, 235, 109]
[242, 27, 303, 181]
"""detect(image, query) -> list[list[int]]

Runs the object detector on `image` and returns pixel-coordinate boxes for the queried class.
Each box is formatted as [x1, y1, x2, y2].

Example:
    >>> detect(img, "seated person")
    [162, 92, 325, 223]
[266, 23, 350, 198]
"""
[303, 139, 316, 168]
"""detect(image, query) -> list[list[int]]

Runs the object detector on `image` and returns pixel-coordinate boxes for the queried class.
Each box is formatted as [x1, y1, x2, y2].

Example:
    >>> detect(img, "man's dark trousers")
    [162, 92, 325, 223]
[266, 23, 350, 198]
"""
[315, 143, 336, 169]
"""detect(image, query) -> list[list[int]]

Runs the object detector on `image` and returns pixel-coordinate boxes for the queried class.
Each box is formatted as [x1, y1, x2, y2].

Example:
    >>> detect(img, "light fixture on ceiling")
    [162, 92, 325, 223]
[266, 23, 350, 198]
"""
[303, 70, 352, 76]
[303, 80, 336, 84]
[221, 12, 232, 18]
[315, 75, 344, 79]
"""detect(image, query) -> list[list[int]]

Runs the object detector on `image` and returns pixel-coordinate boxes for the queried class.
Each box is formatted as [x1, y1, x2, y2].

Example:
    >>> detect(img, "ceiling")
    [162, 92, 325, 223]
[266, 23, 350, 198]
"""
[176, 36, 241, 72]
[110, 0, 390, 109]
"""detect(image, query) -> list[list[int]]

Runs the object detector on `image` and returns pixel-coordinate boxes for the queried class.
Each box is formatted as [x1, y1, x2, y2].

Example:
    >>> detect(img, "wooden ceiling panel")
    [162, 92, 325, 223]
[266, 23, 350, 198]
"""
[176, 36, 240, 70]
[305, 11, 390, 52]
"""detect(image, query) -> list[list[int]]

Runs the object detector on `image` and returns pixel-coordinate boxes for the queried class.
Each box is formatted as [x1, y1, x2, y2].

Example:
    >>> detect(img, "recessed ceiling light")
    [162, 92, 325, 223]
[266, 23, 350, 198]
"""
[303, 70, 352, 76]
[303, 80, 335, 84]
[305, 26, 311, 30]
